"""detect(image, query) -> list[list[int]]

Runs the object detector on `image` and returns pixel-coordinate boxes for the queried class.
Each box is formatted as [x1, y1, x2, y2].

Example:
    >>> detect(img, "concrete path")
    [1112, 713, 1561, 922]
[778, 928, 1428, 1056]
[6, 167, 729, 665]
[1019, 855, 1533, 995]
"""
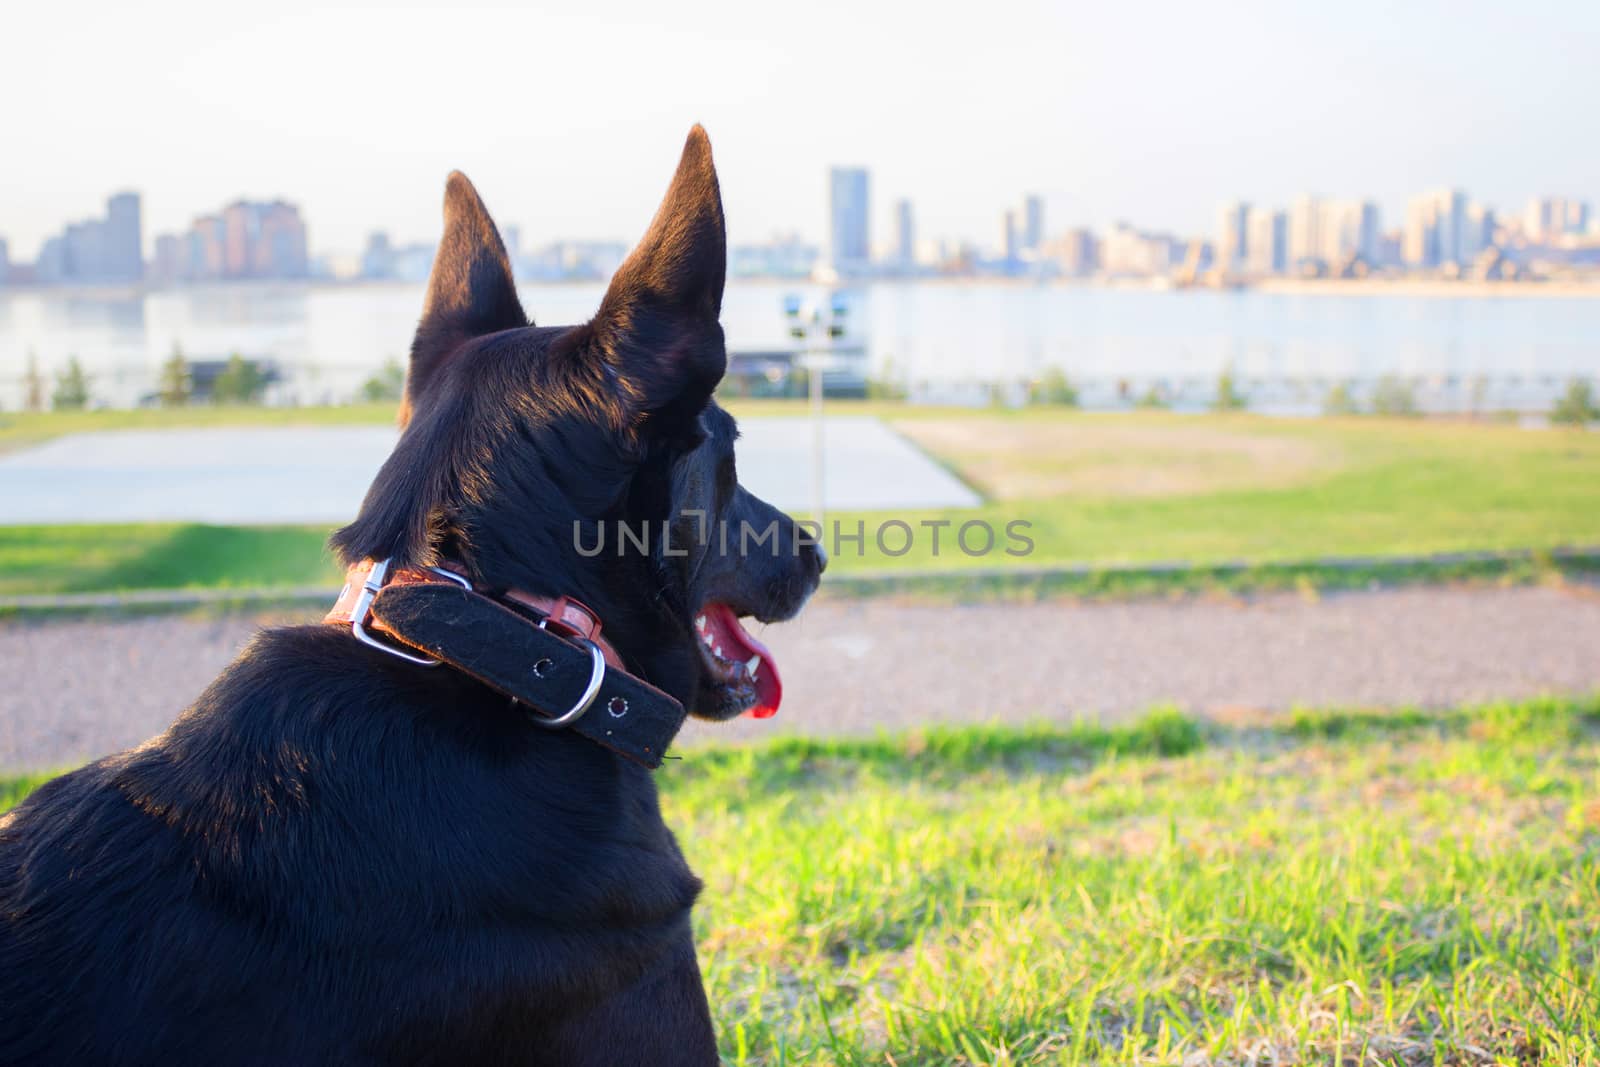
[0, 416, 980, 524]
[3, 585, 1597, 772]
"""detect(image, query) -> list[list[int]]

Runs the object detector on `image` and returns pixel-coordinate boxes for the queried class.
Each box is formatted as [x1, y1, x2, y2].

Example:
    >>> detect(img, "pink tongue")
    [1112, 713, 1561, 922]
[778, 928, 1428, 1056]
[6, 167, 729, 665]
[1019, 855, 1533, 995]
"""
[705, 603, 782, 718]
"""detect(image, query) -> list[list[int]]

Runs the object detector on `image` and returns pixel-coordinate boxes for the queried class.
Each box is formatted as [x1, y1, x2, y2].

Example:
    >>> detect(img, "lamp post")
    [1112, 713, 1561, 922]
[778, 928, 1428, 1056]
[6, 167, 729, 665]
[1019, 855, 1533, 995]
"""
[783, 292, 849, 532]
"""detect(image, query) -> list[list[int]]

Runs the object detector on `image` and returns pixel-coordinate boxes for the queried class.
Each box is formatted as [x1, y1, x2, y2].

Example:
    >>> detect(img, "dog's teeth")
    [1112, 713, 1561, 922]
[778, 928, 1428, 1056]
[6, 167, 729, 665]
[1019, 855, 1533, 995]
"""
[746, 655, 761, 677]
[695, 615, 706, 630]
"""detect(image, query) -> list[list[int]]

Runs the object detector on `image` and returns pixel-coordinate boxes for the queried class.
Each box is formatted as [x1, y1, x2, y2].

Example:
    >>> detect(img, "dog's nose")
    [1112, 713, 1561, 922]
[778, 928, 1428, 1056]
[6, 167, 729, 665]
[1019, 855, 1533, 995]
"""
[811, 537, 828, 575]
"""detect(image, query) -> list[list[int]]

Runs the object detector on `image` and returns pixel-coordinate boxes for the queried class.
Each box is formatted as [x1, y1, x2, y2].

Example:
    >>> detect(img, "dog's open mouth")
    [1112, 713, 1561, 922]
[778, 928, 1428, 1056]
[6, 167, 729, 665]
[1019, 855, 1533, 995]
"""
[694, 602, 782, 718]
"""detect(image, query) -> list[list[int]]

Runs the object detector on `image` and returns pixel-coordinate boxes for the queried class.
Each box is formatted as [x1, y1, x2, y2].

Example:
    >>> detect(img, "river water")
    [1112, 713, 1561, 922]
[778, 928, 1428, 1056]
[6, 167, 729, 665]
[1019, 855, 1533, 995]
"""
[1, 279, 1596, 410]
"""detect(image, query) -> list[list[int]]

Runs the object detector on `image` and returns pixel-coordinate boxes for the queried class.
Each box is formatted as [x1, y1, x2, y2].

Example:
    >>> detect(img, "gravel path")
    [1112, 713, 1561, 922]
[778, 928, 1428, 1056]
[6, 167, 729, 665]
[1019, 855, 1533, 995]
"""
[3, 585, 1598, 772]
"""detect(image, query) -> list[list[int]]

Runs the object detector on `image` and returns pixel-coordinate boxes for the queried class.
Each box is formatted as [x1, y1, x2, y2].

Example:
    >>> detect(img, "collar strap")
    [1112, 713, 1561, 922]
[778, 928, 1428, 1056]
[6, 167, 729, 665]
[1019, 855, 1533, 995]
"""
[325, 559, 686, 769]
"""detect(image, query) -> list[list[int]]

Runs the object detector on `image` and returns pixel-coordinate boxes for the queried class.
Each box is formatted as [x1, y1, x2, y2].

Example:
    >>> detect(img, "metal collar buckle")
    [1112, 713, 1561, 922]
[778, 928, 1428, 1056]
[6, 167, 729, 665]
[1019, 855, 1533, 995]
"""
[349, 557, 470, 667]
[521, 625, 607, 730]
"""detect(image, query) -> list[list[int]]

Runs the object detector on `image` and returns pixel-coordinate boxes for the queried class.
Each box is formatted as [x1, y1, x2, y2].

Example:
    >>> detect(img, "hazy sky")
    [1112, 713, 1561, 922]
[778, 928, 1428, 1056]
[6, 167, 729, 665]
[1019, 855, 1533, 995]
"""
[5, 0, 1598, 261]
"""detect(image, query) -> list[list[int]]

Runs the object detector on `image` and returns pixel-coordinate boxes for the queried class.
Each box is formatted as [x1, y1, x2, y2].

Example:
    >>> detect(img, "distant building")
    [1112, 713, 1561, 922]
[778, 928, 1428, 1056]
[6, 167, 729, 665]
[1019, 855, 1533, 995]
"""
[1101, 221, 1181, 277]
[1045, 227, 1099, 277]
[522, 241, 627, 282]
[0, 237, 8, 285]
[361, 231, 396, 279]
[1246, 207, 1287, 275]
[31, 191, 144, 284]
[1523, 196, 1589, 242]
[828, 167, 871, 275]
[1404, 188, 1469, 269]
[149, 233, 184, 285]
[1002, 209, 1019, 267]
[730, 234, 820, 279]
[1215, 201, 1250, 271]
[1021, 194, 1045, 255]
[1462, 202, 1496, 262]
[893, 199, 915, 268]
[1320, 200, 1381, 264]
[187, 215, 227, 280]
[158, 200, 308, 282]
[1288, 195, 1323, 272]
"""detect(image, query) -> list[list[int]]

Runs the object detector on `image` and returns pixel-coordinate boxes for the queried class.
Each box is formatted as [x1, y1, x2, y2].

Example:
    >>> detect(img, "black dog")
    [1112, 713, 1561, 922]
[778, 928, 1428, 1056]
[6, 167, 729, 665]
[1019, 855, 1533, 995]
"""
[0, 126, 823, 1065]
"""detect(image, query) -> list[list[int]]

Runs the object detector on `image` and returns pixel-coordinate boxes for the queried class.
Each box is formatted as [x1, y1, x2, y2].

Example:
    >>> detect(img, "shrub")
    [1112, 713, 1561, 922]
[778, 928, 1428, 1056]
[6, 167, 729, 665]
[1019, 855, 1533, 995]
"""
[1551, 378, 1600, 426]
[1135, 383, 1169, 410]
[157, 344, 191, 407]
[1370, 375, 1419, 417]
[51, 357, 91, 410]
[1212, 364, 1248, 411]
[361, 358, 406, 403]
[1028, 367, 1079, 407]
[1323, 381, 1360, 415]
[212, 353, 267, 405]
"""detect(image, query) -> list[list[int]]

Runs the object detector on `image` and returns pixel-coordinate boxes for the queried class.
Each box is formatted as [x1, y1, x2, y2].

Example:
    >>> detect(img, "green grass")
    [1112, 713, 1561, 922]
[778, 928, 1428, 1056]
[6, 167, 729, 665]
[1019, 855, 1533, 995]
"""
[3, 408, 1600, 598]
[6, 695, 1599, 1063]
[0, 523, 334, 597]
[0, 403, 403, 456]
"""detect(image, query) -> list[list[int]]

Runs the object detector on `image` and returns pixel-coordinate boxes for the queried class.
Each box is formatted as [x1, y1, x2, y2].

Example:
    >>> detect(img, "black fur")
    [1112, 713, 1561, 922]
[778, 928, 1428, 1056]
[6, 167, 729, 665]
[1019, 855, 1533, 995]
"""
[0, 126, 823, 1065]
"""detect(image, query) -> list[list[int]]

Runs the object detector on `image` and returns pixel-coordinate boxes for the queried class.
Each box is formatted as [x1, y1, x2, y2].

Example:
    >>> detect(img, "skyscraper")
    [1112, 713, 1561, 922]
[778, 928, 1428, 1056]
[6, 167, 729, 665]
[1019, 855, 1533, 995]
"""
[30, 191, 143, 284]
[1215, 201, 1250, 271]
[1288, 195, 1323, 271]
[1022, 195, 1045, 255]
[1404, 188, 1469, 269]
[1246, 208, 1287, 275]
[894, 198, 915, 267]
[1523, 196, 1590, 242]
[104, 192, 143, 282]
[828, 167, 871, 276]
[1002, 210, 1019, 266]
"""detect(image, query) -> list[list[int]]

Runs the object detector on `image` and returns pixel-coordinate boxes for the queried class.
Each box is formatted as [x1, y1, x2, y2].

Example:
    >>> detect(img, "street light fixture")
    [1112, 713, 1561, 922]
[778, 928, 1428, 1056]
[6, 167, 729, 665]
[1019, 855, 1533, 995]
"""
[782, 292, 849, 532]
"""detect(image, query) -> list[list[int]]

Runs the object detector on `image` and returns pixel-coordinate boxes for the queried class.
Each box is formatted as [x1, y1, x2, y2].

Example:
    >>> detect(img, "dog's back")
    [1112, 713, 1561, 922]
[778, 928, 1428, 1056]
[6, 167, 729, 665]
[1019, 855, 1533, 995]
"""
[0, 626, 708, 1064]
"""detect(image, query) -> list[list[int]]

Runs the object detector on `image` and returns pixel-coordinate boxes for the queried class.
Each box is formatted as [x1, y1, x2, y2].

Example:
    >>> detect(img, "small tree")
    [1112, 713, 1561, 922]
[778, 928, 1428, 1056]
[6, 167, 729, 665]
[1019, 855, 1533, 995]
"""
[22, 349, 45, 412]
[1135, 383, 1169, 410]
[1323, 381, 1359, 416]
[1029, 367, 1079, 407]
[157, 343, 192, 407]
[360, 357, 406, 403]
[52, 357, 91, 410]
[1211, 364, 1248, 412]
[1370, 375, 1419, 417]
[1551, 378, 1600, 427]
[212, 353, 266, 405]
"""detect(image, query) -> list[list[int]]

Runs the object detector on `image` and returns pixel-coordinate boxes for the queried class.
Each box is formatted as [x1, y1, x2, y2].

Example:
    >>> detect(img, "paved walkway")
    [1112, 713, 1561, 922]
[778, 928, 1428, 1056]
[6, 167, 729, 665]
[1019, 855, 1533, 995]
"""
[3, 585, 1598, 772]
[0, 417, 979, 524]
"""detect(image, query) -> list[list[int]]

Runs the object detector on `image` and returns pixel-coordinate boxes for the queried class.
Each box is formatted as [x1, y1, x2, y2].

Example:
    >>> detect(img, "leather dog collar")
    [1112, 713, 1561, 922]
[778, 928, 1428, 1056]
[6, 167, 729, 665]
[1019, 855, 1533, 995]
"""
[326, 559, 686, 769]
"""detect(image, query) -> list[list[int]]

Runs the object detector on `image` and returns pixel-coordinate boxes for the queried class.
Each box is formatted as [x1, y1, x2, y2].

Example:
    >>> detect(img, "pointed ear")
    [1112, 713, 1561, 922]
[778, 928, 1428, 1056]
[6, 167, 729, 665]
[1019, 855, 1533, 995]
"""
[402, 171, 527, 424]
[589, 125, 727, 428]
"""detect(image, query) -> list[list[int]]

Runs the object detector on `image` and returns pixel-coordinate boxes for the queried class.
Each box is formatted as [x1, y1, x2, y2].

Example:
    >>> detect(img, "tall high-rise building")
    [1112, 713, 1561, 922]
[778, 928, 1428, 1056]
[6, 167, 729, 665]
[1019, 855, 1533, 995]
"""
[1320, 200, 1381, 264]
[828, 167, 871, 275]
[1002, 209, 1019, 266]
[894, 198, 915, 267]
[150, 234, 184, 285]
[104, 192, 143, 282]
[1288, 195, 1323, 271]
[1523, 196, 1590, 242]
[1021, 194, 1045, 255]
[1246, 207, 1287, 275]
[1404, 188, 1469, 269]
[1215, 201, 1250, 270]
[31, 191, 143, 284]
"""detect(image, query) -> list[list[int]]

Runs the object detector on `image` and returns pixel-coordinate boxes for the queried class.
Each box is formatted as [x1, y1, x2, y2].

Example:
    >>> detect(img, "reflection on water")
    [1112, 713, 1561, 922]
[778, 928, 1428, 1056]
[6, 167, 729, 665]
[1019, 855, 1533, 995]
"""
[0, 280, 1596, 409]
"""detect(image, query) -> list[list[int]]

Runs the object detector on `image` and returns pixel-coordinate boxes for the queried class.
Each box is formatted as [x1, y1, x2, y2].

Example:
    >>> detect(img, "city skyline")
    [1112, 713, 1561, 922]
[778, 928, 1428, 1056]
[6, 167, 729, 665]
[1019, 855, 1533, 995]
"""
[3, 171, 1596, 288]
[4, 0, 1599, 262]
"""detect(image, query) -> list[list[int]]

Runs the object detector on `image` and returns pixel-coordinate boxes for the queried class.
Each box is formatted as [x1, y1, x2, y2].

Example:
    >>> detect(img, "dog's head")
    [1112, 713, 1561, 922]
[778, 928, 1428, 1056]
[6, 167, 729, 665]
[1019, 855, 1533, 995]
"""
[332, 127, 823, 721]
